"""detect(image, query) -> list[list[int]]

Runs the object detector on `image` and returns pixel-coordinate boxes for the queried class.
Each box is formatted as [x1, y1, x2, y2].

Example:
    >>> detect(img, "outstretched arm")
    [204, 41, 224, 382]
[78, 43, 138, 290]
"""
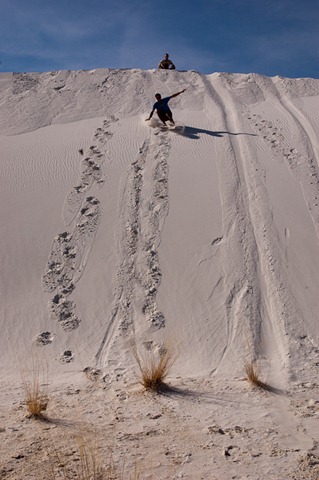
[170, 88, 186, 99]
[145, 109, 155, 121]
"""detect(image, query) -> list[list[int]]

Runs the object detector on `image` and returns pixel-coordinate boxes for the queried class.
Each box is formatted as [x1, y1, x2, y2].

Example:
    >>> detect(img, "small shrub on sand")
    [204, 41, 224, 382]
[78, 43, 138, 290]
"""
[21, 358, 49, 419]
[133, 344, 178, 392]
[75, 437, 109, 480]
[244, 360, 267, 390]
[44, 436, 140, 479]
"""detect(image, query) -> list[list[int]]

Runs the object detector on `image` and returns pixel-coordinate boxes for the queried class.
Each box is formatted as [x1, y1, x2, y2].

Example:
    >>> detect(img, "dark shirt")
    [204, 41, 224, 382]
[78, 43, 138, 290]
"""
[153, 96, 172, 113]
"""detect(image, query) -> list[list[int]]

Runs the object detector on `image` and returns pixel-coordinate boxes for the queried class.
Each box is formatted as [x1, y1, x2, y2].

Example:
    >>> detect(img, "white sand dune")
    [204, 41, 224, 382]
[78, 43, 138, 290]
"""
[1, 69, 319, 479]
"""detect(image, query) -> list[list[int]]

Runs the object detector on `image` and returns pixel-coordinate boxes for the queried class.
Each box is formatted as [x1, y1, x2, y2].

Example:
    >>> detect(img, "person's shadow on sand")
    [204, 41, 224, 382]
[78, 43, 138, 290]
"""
[182, 126, 256, 139]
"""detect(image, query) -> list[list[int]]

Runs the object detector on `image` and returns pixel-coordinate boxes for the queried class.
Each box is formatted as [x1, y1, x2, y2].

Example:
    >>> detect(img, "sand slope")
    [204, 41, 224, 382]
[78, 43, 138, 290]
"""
[1, 69, 319, 479]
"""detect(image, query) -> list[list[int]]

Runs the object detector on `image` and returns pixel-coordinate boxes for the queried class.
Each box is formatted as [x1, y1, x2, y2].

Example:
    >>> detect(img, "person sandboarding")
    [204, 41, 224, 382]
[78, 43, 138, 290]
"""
[145, 89, 186, 127]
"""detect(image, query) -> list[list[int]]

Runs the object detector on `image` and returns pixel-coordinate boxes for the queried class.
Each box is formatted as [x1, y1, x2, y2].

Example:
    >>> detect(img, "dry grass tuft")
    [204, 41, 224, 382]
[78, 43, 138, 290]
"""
[244, 360, 269, 390]
[74, 437, 110, 480]
[43, 436, 141, 479]
[133, 344, 178, 392]
[21, 357, 49, 419]
[25, 389, 49, 419]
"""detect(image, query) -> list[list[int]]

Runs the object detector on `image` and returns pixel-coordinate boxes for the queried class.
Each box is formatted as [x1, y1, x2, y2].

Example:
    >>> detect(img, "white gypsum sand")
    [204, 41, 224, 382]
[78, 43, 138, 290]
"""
[0, 69, 319, 479]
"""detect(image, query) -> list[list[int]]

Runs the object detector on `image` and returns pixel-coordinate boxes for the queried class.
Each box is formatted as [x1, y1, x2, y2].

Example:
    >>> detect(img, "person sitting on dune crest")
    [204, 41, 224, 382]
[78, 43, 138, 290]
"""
[158, 53, 176, 70]
[145, 89, 186, 126]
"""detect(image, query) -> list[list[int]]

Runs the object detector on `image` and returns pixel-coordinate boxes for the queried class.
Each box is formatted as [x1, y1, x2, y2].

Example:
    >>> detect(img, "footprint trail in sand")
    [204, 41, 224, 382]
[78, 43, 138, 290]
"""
[95, 125, 172, 379]
[40, 117, 117, 352]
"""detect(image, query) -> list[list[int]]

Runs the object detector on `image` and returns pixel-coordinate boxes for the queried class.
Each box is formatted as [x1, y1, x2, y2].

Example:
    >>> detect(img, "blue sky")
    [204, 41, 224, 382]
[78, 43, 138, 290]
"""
[1, 0, 318, 78]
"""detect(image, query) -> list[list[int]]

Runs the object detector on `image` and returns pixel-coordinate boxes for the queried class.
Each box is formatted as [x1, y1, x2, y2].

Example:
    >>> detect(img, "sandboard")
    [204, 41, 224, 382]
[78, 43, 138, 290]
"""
[161, 122, 185, 133]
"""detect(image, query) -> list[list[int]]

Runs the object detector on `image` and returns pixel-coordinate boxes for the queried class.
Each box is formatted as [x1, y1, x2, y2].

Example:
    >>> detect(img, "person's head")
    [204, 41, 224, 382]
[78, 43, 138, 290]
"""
[155, 93, 161, 101]
[164, 53, 169, 59]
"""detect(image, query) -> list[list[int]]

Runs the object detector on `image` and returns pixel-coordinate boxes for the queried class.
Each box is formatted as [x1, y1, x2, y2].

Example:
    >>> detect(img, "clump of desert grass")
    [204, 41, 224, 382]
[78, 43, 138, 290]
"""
[68, 437, 112, 480]
[21, 356, 49, 420]
[43, 436, 140, 479]
[244, 359, 269, 391]
[133, 343, 178, 393]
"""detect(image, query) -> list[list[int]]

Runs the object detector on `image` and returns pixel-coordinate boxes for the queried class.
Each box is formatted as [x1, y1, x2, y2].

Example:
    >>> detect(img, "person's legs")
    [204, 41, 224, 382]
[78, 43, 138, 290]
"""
[166, 111, 174, 124]
[157, 111, 169, 125]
